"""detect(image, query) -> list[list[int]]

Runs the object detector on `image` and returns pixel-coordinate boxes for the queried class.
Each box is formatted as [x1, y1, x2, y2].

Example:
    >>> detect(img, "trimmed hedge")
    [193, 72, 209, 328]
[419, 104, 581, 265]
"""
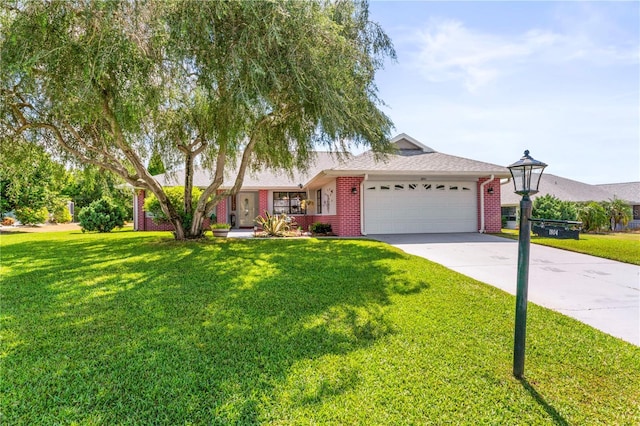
[78, 198, 125, 233]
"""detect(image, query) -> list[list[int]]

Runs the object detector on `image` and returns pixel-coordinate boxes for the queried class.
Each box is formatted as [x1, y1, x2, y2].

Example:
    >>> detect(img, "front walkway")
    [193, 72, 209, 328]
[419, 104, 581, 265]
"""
[371, 233, 640, 346]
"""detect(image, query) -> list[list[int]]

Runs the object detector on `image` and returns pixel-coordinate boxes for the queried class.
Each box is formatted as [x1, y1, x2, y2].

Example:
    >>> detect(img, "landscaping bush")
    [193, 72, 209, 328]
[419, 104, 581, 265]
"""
[577, 201, 609, 233]
[15, 206, 49, 225]
[51, 199, 72, 223]
[532, 194, 577, 221]
[143, 186, 202, 230]
[78, 198, 126, 232]
[1, 216, 15, 226]
[310, 222, 332, 234]
[210, 223, 231, 230]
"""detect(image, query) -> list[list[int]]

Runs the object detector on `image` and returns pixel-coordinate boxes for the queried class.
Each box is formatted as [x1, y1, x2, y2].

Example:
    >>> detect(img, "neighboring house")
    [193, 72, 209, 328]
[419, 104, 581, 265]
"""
[133, 133, 509, 236]
[501, 174, 640, 229]
[596, 182, 640, 229]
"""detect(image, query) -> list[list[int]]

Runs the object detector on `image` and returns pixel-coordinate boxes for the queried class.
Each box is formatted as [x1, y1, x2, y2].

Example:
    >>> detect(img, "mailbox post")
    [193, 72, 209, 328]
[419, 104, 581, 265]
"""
[507, 150, 547, 379]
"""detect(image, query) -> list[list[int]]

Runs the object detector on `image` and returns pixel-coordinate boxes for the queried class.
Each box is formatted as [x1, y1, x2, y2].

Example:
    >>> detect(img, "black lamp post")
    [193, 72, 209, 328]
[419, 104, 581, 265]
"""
[507, 150, 547, 379]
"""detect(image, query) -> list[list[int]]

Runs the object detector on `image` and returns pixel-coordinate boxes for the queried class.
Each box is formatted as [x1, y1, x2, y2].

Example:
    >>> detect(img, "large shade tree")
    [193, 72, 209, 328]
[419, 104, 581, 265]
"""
[1, 0, 395, 239]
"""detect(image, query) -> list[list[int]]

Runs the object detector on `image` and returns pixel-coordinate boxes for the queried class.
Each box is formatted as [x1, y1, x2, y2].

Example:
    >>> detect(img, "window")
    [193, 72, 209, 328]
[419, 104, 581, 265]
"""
[502, 207, 517, 222]
[316, 189, 322, 214]
[436, 184, 445, 190]
[273, 191, 307, 214]
[394, 184, 404, 190]
[633, 205, 640, 220]
[408, 184, 417, 190]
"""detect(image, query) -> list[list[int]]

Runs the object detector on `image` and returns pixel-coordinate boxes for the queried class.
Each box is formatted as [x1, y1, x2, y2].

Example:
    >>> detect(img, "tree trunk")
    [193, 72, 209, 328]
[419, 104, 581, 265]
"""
[170, 216, 187, 240]
[184, 152, 194, 218]
[190, 208, 208, 238]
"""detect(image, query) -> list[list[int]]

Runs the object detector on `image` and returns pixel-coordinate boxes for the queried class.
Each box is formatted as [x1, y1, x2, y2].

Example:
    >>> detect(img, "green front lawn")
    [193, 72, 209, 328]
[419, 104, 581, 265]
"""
[2, 231, 639, 424]
[499, 230, 640, 265]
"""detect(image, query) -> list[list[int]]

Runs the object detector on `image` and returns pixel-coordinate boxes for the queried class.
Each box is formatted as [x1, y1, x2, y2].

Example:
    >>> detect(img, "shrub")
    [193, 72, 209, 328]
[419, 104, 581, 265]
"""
[310, 222, 332, 234]
[532, 194, 577, 221]
[79, 198, 126, 233]
[2, 217, 15, 226]
[51, 200, 72, 223]
[210, 223, 231, 230]
[577, 202, 609, 233]
[15, 207, 49, 225]
[255, 211, 290, 236]
[143, 186, 202, 230]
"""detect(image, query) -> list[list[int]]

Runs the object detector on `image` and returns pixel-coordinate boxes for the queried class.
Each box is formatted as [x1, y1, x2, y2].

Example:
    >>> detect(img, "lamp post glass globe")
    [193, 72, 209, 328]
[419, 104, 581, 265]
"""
[507, 150, 547, 196]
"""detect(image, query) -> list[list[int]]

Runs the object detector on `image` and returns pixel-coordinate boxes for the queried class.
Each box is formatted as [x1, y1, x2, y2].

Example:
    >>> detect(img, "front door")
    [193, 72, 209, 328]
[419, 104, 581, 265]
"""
[238, 192, 258, 227]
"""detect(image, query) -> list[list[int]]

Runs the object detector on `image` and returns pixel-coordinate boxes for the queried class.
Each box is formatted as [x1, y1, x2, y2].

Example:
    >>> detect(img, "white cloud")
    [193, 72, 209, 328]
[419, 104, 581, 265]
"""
[412, 17, 638, 93]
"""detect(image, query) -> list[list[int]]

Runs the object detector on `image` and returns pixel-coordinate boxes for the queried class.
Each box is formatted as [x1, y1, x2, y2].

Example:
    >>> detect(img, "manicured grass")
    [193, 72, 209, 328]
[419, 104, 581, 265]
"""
[1, 231, 639, 424]
[499, 230, 640, 265]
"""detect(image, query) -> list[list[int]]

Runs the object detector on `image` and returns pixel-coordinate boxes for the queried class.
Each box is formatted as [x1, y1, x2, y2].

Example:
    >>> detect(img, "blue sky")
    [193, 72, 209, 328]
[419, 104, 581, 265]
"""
[366, 1, 639, 184]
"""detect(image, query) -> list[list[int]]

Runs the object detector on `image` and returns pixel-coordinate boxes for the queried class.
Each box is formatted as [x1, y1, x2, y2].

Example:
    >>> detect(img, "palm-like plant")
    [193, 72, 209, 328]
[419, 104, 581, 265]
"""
[605, 197, 632, 231]
[577, 202, 609, 233]
[255, 212, 290, 237]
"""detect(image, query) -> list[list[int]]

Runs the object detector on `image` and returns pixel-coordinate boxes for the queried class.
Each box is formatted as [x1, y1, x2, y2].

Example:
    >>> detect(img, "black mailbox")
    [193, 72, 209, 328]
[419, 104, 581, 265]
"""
[531, 219, 582, 240]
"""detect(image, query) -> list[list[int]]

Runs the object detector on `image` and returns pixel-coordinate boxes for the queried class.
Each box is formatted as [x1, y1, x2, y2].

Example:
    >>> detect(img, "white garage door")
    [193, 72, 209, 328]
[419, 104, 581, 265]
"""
[363, 181, 477, 234]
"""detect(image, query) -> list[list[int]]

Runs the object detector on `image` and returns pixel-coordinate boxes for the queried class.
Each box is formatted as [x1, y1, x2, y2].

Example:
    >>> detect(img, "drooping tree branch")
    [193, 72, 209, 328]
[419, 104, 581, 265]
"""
[2, 0, 395, 240]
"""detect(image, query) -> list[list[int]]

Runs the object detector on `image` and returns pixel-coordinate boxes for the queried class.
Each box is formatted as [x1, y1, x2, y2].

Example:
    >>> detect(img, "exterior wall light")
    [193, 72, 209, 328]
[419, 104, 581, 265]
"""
[351, 187, 358, 194]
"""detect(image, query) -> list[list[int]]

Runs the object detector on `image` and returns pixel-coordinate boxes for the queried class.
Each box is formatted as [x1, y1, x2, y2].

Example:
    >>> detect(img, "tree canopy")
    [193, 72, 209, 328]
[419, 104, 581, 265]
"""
[1, 0, 395, 239]
[0, 138, 69, 214]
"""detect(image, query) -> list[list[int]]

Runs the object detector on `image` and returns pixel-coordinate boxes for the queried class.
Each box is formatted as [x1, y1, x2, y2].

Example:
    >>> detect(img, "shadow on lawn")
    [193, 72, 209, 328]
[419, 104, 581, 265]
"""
[2, 235, 427, 424]
[519, 378, 569, 426]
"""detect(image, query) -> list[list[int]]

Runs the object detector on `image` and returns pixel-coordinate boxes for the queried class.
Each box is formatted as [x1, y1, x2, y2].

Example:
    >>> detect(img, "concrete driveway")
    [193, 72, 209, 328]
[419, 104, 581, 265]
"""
[371, 233, 639, 346]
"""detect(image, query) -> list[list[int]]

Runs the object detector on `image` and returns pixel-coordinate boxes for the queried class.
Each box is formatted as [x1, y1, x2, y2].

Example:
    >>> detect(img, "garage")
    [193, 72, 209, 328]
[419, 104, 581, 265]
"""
[363, 181, 478, 234]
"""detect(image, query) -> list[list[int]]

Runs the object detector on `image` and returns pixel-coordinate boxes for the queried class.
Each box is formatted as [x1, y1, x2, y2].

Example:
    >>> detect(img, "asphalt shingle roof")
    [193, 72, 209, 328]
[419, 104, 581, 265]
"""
[596, 182, 640, 204]
[151, 134, 510, 189]
[501, 173, 638, 205]
[153, 151, 349, 189]
[334, 150, 509, 175]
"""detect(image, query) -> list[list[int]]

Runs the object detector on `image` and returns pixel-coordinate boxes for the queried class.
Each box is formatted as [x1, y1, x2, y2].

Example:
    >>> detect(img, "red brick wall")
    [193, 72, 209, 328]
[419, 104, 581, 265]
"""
[334, 176, 363, 237]
[259, 190, 269, 217]
[477, 177, 502, 233]
[137, 189, 212, 232]
[291, 215, 313, 231]
[216, 193, 227, 224]
[135, 190, 145, 231]
[291, 215, 338, 234]
[137, 183, 367, 237]
[137, 190, 173, 231]
[313, 215, 339, 234]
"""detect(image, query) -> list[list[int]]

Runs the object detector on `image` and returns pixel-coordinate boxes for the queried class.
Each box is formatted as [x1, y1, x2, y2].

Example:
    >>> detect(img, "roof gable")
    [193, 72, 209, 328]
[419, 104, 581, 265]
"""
[390, 133, 435, 153]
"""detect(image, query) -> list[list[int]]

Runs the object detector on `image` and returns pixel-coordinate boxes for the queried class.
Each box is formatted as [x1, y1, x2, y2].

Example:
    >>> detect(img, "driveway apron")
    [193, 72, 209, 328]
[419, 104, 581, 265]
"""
[371, 233, 639, 346]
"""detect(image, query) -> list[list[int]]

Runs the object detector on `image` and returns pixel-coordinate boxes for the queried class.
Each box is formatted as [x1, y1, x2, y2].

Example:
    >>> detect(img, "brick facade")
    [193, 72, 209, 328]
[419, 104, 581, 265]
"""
[215, 192, 227, 224]
[136, 175, 500, 236]
[334, 176, 364, 237]
[477, 177, 502, 233]
[135, 189, 213, 232]
[259, 190, 269, 218]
